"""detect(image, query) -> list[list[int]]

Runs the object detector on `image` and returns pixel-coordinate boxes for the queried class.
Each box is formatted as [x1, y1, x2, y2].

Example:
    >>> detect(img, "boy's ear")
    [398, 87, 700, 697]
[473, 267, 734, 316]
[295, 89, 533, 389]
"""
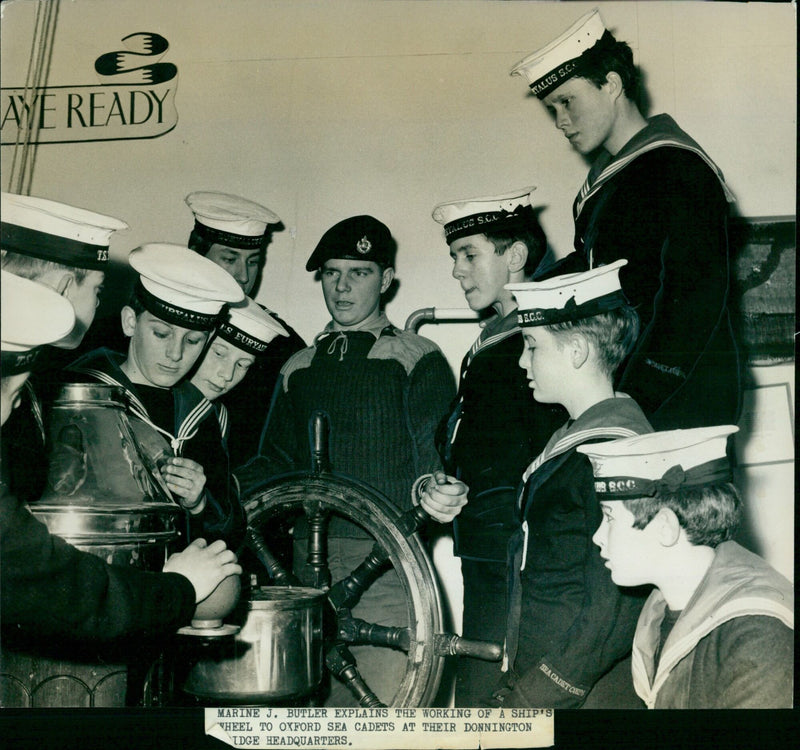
[653, 507, 682, 547]
[54, 271, 75, 297]
[120, 306, 137, 337]
[505, 241, 529, 276]
[604, 71, 625, 103]
[570, 332, 590, 369]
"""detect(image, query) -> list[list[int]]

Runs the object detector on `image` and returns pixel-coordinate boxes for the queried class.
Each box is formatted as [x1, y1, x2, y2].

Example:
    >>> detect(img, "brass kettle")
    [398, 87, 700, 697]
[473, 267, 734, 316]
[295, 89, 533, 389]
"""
[32, 383, 182, 568]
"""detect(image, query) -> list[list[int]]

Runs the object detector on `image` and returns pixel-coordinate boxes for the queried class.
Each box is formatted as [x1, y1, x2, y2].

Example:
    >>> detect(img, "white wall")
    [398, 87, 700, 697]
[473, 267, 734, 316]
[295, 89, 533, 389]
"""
[2, 0, 795, 583]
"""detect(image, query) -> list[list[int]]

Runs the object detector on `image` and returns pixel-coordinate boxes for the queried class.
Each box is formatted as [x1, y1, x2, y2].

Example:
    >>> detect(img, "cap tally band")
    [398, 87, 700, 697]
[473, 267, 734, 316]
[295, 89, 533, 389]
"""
[529, 29, 617, 99]
[191, 220, 265, 250]
[444, 205, 535, 243]
[216, 321, 270, 355]
[517, 288, 627, 327]
[1, 348, 43, 375]
[1, 222, 109, 270]
[593, 458, 734, 499]
[134, 280, 223, 331]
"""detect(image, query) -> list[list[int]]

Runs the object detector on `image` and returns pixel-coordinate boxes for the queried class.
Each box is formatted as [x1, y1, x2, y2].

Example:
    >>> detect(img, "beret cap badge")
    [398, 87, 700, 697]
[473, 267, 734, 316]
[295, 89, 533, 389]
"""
[305, 215, 394, 271]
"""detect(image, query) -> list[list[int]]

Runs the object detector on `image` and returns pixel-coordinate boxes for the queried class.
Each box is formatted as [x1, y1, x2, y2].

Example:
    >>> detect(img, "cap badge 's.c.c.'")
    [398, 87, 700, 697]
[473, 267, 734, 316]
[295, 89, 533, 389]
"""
[356, 236, 372, 254]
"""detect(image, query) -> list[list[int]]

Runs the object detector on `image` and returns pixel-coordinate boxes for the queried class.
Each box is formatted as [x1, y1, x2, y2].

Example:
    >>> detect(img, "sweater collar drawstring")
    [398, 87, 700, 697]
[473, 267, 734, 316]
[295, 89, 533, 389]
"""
[326, 331, 349, 362]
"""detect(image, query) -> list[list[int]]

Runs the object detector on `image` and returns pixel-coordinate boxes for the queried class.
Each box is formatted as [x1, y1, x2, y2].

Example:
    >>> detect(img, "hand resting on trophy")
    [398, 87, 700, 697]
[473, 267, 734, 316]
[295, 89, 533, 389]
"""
[162, 537, 242, 604]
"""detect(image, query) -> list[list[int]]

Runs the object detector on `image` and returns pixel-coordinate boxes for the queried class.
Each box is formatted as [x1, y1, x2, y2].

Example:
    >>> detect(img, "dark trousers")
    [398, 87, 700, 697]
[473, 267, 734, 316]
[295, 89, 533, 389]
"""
[455, 558, 507, 706]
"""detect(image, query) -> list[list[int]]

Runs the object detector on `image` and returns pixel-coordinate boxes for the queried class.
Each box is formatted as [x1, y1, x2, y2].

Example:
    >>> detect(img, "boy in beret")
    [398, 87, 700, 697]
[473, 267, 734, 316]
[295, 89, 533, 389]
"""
[494, 260, 653, 708]
[0, 270, 242, 649]
[68, 244, 245, 542]
[580, 426, 793, 708]
[431, 187, 583, 706]
[510, 9, 741, 429]
[237, 215, 466, 705]
[185, 191, 306, 469]
[0, 192, 128, 504]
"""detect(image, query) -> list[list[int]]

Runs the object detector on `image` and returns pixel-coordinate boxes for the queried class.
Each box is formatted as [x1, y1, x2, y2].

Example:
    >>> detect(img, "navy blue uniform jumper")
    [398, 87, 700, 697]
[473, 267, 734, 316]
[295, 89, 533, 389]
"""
[574, 114, 741, 429]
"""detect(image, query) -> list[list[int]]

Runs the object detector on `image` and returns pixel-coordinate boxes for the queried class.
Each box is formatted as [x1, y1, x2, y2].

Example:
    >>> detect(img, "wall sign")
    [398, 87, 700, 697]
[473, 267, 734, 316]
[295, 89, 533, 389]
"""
[1, 32, 178, 145]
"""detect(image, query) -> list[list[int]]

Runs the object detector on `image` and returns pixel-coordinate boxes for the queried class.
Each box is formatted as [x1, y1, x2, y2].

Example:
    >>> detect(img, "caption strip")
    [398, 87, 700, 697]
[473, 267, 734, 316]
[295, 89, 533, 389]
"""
[206, 706, 553, 749]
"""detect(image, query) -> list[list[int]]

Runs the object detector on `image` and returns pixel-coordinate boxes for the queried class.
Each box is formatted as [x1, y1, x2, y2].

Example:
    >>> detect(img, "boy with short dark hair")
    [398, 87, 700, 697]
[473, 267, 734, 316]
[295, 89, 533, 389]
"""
[510, 8, 741, 429]
[431, 187, 582, 705]
[493, 259, 653, 708]
[579, 426, 794, 708]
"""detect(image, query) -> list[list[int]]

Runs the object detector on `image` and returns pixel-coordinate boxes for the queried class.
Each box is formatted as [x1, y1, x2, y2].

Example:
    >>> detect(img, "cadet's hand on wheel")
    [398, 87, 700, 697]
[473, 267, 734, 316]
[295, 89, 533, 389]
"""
[161, 457, 206, 514]
[420, 471, 469, 523]
[163, 538, 242, 603]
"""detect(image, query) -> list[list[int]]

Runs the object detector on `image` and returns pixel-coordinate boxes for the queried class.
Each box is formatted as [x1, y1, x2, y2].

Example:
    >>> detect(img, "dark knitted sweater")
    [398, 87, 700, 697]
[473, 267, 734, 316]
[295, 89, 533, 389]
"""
[237, 314, 455, 537]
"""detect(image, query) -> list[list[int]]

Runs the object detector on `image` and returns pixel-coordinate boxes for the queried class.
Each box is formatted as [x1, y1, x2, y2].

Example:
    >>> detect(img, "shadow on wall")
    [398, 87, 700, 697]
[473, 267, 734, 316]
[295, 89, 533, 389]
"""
[727, 216, 795, 573]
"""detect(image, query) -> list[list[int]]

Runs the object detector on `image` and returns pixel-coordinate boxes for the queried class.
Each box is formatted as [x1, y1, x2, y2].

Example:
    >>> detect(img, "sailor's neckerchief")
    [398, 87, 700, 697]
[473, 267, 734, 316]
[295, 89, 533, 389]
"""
[313, 311, 396, 360]
[72, 351, 224, 455]
[444, 309, 520, 455]
[574, 114, 735, 265]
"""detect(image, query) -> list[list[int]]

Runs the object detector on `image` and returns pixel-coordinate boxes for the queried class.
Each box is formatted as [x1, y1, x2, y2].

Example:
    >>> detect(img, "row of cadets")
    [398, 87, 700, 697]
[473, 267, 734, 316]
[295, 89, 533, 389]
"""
[1, 269, 242, 650]
[67, 243, 246, 544]
[482, 4, 788, 711]
[434, 4, 754, 709]
[57, 190, 307, 473]
[467, 251, 792, 708]
[429, 186, 584, 706]
[236, 214, 467, 705]
[185, 192, 307, 469]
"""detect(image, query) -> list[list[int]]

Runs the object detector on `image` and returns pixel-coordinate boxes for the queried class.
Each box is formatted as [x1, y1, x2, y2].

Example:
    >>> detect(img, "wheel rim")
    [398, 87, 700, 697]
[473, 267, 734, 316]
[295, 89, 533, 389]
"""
[243, 471, 446, 707]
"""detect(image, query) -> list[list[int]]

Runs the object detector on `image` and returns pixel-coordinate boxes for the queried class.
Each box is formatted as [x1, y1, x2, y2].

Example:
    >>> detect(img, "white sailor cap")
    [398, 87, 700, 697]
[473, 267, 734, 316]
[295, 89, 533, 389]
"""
[432, 187, 538, 243]
[576, 426, 739, 499]
[506, 259, 627, 327]
[129, 243, 245, 331]
[185, 191, 281, 251]
[1, 270, 76, 373]
[510, 9, 612, 99]
[217, 298, 288, 356]
[1, 192, 128, 270]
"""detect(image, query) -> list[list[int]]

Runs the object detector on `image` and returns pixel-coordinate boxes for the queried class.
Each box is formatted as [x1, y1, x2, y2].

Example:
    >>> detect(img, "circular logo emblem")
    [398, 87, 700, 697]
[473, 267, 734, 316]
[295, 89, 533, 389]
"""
[356, 236, 372, 254]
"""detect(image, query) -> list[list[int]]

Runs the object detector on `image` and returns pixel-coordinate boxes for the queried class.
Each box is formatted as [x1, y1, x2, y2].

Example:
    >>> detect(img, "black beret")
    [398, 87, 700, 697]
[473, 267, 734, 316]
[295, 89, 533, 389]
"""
[305, 215, 395, 271]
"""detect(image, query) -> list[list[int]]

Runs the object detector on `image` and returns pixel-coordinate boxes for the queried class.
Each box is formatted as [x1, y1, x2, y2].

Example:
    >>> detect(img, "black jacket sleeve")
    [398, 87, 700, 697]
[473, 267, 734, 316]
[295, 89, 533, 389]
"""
[1, 485, 195, 642]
